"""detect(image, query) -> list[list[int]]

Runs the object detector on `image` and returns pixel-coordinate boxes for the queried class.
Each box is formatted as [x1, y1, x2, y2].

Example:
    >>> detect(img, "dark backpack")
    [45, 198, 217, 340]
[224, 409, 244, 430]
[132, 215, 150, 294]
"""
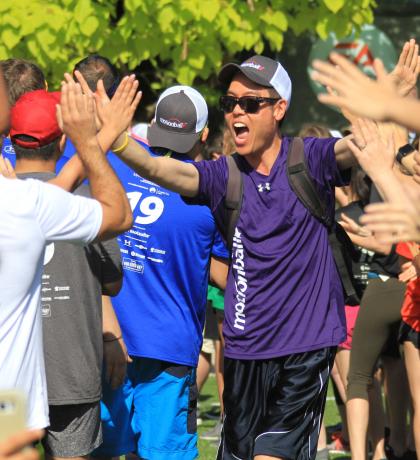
[223, 137, 361, 306]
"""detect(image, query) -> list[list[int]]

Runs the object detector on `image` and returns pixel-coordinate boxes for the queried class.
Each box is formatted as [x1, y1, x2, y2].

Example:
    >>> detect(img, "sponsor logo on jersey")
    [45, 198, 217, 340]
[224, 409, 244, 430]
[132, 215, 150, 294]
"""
[232, 228, 247, 331]
[123, 257, 144, 273]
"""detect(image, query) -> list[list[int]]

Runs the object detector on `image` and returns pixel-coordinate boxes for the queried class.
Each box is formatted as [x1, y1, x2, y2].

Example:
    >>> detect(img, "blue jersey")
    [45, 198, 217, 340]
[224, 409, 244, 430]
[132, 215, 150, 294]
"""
[108, 143, 228, 367]
[2, 137, 70, 171]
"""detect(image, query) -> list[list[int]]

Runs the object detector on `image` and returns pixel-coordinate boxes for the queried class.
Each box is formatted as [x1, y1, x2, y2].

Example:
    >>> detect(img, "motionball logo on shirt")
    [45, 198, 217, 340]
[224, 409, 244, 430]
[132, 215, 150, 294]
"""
[232, 228, 247, 331]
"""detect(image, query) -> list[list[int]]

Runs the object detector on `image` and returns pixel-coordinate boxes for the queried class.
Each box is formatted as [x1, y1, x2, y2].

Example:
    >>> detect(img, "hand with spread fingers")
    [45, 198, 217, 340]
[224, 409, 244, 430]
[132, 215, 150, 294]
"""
[57, 75, 97, 152]
[346, 118, 395, 181]
[0, 154, 16, 179]
[388, 38, 420, 98]
[312, 53, 398, 122]
[360, 202, 420, 244]
[95, 74, 142, 142]
[399, 260, 418, 283]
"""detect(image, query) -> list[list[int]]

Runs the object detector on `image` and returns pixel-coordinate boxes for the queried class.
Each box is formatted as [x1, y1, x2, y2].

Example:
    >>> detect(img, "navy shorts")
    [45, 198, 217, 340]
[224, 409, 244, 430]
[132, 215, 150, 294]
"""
[217, 347, 336, 460]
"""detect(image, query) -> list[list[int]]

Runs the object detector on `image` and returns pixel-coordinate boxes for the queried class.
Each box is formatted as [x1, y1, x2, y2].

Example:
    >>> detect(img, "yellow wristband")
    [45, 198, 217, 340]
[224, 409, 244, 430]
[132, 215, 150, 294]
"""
[112, 132, 129, 153]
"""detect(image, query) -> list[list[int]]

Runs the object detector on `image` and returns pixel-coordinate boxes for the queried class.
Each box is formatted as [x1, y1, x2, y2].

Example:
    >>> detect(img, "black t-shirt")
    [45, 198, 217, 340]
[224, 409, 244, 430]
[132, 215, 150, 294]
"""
[335, 200, 375, 295]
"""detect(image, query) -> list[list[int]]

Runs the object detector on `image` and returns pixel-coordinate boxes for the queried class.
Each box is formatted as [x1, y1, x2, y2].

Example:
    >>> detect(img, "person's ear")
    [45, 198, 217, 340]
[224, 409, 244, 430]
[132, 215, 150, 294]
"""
[58, 134, 66, 153]
[200, 126, 209, 143]
[273, 99, 287, 122]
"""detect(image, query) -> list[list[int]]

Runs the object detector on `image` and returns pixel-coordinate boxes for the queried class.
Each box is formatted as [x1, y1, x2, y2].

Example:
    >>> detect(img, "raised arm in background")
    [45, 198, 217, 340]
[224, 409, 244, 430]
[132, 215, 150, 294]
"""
[57, 77, 133, 240]
[312, 52, 420, 133]
[73, 71, 200, 197]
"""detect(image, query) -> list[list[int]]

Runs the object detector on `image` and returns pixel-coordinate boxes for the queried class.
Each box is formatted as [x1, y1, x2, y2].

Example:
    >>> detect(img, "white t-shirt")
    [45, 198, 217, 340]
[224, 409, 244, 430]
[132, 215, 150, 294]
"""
[0, 176, 102, 429]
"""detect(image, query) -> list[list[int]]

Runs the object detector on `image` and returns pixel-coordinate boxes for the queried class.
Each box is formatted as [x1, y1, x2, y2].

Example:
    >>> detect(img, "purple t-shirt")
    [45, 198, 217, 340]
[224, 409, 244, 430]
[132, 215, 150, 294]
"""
[191, 136, 347, 360]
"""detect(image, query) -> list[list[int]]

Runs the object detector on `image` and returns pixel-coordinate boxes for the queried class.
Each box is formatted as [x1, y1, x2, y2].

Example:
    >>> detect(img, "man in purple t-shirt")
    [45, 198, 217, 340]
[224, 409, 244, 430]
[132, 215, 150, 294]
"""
[103, 55, 359, 460]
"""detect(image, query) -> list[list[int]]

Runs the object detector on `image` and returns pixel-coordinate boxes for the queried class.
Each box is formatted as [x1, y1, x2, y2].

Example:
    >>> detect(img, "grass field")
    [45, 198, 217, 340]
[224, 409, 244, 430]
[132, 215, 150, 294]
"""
[198, 374, 345, 459]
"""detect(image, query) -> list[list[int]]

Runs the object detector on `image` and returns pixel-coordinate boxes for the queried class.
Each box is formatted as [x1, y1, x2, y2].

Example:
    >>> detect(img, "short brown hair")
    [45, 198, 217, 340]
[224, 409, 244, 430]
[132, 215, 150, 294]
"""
[0, 59, 45, 106]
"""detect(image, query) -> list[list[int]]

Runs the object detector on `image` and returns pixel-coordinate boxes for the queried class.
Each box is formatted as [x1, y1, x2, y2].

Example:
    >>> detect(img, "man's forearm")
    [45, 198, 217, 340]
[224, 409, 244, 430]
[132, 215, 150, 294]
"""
[102, 295, 122, 339]
[370, 170, 412, 208]
[387, 97, 420, 132]
[49, 155, 85, 192]
[334, 135, 359, 170]
[98, 129, 200, 197]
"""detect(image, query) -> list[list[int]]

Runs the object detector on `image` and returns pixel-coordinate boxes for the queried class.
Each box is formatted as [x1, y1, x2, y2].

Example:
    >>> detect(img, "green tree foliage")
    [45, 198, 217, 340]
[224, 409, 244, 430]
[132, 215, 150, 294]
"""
[0, 0, 376, 99]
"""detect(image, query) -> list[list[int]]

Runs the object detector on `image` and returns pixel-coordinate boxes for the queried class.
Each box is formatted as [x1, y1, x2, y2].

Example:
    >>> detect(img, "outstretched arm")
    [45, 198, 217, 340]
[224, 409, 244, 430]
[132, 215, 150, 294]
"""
[57, 78, 132, 240]
[312, 52, 420, 132]
[89, 73, 199, 197]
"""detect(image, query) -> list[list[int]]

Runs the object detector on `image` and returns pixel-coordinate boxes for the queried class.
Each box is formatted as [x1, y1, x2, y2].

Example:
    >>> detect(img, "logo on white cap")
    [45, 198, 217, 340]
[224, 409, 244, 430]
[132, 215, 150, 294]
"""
[159, 118, 188, 129]
[241, 62, 265, 71]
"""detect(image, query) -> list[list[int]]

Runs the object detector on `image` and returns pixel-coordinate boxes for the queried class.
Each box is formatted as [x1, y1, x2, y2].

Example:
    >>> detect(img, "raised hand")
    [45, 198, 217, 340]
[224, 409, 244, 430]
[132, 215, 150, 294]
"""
[347, 118, 395, 180]
[95, 75, 142, 139]
[339, 212, 371, 237]
[360, 202, 420, 243]
[399, 260, 418, 283]
[312, 53, 398, 121]
[56, 74, 97, 151]
[413, 151, 420, 185]
[388, 38, 420, 98]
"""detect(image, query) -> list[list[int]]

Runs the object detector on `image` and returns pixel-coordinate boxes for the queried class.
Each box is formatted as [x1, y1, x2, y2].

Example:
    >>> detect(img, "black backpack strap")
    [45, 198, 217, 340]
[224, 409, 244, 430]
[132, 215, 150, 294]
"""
[225, 154, 243, 252]
[329, 225, 358, 302]
[286, 137, 331, 228]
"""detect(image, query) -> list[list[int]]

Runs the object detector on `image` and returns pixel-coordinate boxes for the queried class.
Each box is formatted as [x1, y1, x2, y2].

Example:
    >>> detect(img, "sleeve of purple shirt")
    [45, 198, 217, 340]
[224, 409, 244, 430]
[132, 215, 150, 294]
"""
[305, 137, 350, 188]
[188, 156, 229, 212]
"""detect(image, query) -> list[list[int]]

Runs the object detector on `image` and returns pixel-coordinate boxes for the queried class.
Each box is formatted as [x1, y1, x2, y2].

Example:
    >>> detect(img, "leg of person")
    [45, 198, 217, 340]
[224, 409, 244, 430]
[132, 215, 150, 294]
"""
[216, 310, 225, 415]
[197, 349, 212, 392]
[42, 403, 102, 460]
[403, 327, 420, 459]
[383, 353, 410, 458]
[347, 279, 405, 460]
[367, 376, 386, 460]
[333, 349, 351, 452]
[91, 364, 136, 460]
[217, 358, 267, 460]
[253, 347, 336, 460]
[131, 358, 198, 460]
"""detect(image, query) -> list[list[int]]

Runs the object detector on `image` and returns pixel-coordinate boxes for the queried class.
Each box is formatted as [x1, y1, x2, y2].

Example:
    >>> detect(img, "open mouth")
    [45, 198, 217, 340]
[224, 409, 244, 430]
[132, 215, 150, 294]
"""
[233, 122, 249, 141]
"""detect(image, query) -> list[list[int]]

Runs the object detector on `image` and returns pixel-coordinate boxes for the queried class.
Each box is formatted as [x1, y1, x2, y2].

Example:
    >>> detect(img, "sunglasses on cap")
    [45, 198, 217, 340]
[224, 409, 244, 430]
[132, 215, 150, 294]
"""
[219, 95, 281, 114]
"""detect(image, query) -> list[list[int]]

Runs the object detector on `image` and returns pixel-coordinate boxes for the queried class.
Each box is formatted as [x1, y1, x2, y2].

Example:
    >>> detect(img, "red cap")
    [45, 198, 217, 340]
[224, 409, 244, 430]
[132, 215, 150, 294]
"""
[10, 89, 62, 148]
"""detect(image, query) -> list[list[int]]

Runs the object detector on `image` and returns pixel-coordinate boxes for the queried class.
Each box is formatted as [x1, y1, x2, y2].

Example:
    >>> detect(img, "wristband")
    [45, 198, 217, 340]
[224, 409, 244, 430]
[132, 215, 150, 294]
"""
[396, 143, 415, 164]
[103, 335, 122, 342]
[112, 132, 129, 153]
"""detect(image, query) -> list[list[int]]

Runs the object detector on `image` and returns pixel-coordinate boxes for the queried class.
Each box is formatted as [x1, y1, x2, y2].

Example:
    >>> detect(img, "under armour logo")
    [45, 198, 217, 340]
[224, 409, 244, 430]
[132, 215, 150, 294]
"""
[258, 182, 271, 192]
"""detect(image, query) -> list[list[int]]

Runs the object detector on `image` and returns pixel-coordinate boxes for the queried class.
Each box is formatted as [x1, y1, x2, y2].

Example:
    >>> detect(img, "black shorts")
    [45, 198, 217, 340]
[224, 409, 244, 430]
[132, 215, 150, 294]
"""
[399, 320, 420, 349]
[217, 347, 336, 460]
[204, 302, 224, 341]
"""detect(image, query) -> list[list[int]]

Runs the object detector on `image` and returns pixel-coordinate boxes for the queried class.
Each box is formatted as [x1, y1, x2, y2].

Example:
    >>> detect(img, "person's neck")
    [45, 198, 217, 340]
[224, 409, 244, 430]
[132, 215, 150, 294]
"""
[187, 145, 204, 162]
[15, 159, 56, 174]
[245, 132, 282, 175]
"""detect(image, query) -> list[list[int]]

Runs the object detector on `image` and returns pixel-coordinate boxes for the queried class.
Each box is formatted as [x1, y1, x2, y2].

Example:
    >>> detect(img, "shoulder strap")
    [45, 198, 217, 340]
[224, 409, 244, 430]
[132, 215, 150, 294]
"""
[225, 154, 243, 252]
[286, 137, 331, 228]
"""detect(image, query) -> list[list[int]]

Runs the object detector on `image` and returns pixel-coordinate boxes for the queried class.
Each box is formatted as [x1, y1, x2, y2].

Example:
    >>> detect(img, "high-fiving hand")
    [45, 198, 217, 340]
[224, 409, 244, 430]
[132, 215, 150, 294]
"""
[56, 75, 97, 151]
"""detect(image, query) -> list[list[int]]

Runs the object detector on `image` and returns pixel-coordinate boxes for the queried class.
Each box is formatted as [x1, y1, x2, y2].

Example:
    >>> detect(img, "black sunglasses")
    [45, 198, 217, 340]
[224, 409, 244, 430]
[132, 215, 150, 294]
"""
[219, 95, 281, 114]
